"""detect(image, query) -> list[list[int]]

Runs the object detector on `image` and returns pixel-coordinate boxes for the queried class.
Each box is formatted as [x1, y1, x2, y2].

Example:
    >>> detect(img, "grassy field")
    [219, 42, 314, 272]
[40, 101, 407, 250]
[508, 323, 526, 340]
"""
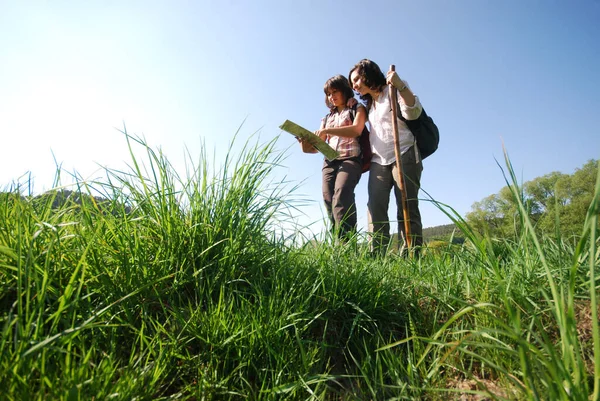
[1, 135, 598, 400]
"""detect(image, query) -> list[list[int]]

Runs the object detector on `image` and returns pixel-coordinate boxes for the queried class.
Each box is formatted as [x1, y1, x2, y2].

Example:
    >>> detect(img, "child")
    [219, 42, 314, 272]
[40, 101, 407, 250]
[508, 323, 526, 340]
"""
[300, 75, 367, 240]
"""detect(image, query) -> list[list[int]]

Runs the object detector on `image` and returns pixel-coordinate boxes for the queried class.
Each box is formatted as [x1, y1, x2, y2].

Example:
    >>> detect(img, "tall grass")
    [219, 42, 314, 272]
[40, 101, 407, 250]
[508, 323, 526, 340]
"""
[399, 151, 600, 400]
[0, 133, 598, 400]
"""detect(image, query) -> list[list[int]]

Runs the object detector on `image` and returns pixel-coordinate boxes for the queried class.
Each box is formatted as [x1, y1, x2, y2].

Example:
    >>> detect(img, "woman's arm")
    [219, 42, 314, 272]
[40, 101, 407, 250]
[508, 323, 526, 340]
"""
[316, 105, 367, 138]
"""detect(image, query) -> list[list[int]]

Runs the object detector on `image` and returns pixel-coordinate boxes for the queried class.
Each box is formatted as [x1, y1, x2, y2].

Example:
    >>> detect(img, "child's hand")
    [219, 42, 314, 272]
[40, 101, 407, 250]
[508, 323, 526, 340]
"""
[315, 129, 328, 141]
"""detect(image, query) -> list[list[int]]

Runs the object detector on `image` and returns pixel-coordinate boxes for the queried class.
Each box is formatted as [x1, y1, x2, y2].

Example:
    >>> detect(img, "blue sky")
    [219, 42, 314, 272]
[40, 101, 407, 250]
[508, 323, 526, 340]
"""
[1, 1, 599, 236]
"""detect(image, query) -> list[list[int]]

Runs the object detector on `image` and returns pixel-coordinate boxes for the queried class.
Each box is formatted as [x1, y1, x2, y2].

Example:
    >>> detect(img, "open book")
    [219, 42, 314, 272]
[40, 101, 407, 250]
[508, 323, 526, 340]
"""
[279, 120, 339, 161]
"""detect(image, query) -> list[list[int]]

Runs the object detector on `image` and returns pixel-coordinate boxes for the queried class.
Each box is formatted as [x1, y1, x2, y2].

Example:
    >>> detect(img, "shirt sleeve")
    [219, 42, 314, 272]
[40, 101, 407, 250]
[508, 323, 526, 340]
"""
[398, 80, 423, 121]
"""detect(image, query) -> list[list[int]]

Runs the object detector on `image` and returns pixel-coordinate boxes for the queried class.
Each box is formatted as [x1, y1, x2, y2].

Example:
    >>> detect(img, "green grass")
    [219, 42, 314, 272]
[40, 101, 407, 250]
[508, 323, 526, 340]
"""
[0, 133, 598, 400]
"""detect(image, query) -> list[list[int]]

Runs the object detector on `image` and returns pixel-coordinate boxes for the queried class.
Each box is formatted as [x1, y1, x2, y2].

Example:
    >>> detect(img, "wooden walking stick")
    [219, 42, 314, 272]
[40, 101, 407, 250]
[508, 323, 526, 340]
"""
[389, 65, 412, 249]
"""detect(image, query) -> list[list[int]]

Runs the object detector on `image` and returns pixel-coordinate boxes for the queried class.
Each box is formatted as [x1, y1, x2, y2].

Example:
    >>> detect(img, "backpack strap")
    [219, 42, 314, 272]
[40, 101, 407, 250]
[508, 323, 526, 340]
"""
[349, 103, 356, 118]
[348, 102, 358, 120]
[395, 101, 421, 163]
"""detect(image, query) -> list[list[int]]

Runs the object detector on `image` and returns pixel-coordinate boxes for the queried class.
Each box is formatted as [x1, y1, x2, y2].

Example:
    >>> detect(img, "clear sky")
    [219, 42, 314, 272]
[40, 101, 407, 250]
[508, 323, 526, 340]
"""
[1, 1, 599, 237]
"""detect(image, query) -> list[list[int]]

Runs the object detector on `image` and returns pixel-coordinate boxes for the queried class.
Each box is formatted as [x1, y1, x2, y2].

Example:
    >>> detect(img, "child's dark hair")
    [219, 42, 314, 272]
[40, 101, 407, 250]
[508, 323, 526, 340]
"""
[348, 59, 386, 109]
[323, 75, 355, 110]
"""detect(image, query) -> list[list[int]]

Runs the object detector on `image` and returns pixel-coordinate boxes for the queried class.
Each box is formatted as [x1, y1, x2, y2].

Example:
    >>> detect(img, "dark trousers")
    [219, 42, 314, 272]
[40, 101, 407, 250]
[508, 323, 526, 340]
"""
[367, 146, 423, 254]
[322, 157, 362, 240]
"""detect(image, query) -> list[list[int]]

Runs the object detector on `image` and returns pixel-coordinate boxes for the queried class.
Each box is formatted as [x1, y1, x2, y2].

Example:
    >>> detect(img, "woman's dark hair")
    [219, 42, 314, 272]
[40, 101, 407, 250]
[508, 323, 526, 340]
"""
[323, 75, 355, 110]
[348, 59, 386, 109]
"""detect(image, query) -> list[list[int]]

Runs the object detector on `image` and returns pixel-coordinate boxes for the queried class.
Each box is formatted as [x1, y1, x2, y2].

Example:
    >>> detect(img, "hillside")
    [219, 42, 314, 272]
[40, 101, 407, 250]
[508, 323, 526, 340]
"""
[423, 223, 465, 243]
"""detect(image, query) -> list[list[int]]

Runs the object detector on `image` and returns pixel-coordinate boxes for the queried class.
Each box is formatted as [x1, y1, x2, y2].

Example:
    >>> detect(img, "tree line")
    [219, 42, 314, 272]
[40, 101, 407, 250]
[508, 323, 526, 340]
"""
[465, 159, 598, 239]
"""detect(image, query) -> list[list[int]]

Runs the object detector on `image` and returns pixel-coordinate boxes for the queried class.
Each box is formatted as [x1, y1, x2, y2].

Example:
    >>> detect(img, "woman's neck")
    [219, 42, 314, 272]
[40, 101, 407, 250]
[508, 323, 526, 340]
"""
[371, 86, 383, 100]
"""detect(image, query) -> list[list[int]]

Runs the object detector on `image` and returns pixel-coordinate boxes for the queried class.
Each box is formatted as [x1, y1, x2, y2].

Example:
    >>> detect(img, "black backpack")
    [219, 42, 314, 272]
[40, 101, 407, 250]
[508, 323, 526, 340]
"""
[347, 103, 372, 173]
[398, 107, 439, 159]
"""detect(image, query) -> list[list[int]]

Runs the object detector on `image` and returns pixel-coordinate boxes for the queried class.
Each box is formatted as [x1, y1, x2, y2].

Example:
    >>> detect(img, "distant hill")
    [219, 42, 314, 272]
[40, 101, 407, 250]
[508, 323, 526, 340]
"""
[0, 189, 133, 215]
[423, 223, 465, 243]
[388, 223, 465, 246]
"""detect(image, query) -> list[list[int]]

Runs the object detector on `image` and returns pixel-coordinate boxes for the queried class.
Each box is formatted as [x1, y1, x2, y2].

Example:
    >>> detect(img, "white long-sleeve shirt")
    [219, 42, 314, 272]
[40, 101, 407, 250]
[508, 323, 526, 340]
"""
[368, 82, 422, 166]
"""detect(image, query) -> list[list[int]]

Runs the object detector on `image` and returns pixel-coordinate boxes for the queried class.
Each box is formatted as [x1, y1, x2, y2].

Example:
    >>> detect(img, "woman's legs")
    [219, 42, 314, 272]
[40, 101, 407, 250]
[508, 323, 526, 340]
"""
[368, 147, 423, 255]
[367, 162, 394, 253]
[392, 146, 423, 251]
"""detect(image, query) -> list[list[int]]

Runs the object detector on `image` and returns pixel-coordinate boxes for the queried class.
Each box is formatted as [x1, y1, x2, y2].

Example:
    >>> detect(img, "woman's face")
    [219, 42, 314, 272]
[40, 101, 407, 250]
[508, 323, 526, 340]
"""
[350, 69, 367, 95]
[326, 88, 345, 108]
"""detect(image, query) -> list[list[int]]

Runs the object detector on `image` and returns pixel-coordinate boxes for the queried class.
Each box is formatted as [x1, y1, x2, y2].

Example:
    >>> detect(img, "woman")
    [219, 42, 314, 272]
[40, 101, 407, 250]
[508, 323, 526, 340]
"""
[300, 74, 367, 240]
[348, 59, 424, 255]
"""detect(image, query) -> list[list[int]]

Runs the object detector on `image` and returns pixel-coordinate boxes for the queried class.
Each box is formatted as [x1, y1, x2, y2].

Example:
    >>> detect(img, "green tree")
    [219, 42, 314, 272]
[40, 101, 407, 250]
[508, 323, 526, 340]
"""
[524, 171, 566, 215]
[551, 159, 598, 236]
[466, 159, 598, 239]
[466, 185, 521, 238]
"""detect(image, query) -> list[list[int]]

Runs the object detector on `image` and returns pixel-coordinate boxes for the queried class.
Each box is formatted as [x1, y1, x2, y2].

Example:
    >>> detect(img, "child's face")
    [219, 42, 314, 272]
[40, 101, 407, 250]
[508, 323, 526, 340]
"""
[326, 88, 344, 108]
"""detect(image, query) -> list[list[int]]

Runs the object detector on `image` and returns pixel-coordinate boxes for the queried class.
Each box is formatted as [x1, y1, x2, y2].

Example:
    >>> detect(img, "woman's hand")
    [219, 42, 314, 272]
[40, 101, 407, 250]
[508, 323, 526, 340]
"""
[386, 70, 405, 91]
[346, 97, 358, 108]
[386, 68, 415, 106]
